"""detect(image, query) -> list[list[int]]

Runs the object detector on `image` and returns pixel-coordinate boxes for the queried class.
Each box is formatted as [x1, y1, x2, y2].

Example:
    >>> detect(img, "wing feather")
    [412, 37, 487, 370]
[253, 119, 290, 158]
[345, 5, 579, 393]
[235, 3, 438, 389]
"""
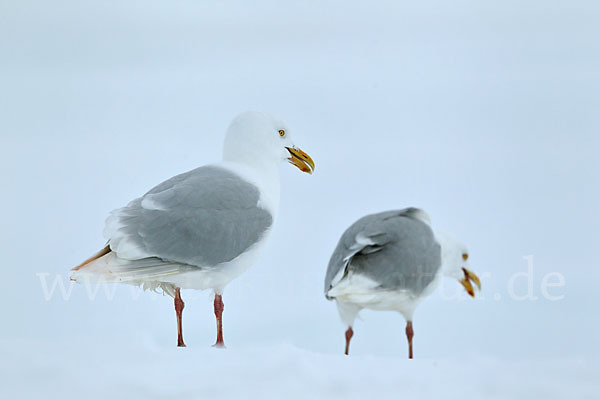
[324, 208, 440, 298]
[104, 165, 273, 267]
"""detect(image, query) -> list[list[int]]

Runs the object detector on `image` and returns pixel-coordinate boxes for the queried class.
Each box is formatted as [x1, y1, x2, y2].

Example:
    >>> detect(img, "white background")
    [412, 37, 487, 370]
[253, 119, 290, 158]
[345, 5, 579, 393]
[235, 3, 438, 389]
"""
[1, 1, 598, 398]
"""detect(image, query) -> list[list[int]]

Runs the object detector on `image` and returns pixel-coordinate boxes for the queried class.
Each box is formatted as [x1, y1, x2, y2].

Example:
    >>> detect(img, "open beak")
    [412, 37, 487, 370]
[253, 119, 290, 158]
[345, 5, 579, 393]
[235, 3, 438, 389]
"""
[286, 147, 315, 174]
[460, 268, 481, 297]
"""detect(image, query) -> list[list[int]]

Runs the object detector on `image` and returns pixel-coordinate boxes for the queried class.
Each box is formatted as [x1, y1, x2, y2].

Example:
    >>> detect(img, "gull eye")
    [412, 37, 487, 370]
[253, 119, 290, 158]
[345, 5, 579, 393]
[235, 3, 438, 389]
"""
[462, 253, 469, 261]
[279, 129, 286, 137]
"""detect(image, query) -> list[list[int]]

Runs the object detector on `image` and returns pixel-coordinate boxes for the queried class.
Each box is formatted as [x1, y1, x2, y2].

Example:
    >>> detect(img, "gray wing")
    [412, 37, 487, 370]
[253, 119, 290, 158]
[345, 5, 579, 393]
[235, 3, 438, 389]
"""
[324, 208, 441, 298]
[105, 165, 273, 267]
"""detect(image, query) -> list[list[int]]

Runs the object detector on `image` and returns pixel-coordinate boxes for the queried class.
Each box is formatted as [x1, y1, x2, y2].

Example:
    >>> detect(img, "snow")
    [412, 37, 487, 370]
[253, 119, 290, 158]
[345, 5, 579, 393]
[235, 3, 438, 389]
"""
[2, 340, 597, 400]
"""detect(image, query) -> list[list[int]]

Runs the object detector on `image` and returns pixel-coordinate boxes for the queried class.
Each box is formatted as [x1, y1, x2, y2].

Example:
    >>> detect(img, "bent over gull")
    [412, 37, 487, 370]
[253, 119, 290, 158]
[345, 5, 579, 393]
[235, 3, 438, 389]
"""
[324, 208, 480, 358]
[71, 111, 315, 347]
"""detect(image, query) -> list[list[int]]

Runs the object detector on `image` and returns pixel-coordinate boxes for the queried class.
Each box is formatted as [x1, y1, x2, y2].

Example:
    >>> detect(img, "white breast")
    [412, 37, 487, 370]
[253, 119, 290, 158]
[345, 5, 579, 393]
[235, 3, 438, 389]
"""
[328, 269, 443, 321]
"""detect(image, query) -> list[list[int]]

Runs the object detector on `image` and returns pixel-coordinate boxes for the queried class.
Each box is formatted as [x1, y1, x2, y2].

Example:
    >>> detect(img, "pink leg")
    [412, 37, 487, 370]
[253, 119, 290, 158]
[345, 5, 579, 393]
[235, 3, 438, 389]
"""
[213, 294, 225, 348]
[344, 327, 354, 356]
[174, 288, 186, 347]
[405, 321, 414, 359]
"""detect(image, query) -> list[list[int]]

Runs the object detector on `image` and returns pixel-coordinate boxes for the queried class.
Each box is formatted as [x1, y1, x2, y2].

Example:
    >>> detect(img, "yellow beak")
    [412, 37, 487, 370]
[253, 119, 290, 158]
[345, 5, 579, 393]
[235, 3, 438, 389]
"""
[286, 147, 315, 174]
[460, 267, 481, 297]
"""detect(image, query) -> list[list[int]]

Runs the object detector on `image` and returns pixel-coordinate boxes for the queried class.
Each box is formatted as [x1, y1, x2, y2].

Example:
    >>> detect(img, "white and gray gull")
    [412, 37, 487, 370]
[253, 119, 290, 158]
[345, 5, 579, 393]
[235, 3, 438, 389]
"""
[324, 208, 480, 358]
[71, 111, 315, 348]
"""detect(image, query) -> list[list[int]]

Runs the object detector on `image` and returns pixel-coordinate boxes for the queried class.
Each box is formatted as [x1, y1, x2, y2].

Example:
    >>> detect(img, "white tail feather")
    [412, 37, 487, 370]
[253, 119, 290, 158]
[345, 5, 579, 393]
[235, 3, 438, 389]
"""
[70, 252, 195, 297]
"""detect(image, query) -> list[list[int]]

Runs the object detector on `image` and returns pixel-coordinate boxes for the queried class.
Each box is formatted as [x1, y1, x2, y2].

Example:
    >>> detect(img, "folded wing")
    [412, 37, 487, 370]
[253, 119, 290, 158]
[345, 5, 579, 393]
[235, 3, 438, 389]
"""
[324, 208, 441, 298]
[73, 165, 273, 284]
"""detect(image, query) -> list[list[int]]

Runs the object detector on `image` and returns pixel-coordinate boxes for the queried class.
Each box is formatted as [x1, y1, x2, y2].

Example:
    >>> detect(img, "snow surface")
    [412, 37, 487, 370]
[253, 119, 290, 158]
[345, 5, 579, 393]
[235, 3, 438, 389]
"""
[2, 340, 597, 400]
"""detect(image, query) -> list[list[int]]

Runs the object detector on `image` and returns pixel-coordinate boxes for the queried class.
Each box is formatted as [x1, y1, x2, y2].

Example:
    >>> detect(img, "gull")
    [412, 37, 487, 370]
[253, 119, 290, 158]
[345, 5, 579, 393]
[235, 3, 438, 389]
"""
[324, 208, 480, 358]
[71, 111, 315, 347]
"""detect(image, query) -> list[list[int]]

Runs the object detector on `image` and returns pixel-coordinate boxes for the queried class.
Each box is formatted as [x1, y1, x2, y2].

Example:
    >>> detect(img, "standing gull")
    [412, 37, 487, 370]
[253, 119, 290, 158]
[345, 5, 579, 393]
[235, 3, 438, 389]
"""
[71, 111, 315, 347]
[324, 208, 480, 358]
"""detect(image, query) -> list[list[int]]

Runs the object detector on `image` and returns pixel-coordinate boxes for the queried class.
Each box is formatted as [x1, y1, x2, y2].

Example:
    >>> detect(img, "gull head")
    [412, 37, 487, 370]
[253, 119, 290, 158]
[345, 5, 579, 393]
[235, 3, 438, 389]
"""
[223, 111, 315, 174]
[436, 231, 481, 297]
